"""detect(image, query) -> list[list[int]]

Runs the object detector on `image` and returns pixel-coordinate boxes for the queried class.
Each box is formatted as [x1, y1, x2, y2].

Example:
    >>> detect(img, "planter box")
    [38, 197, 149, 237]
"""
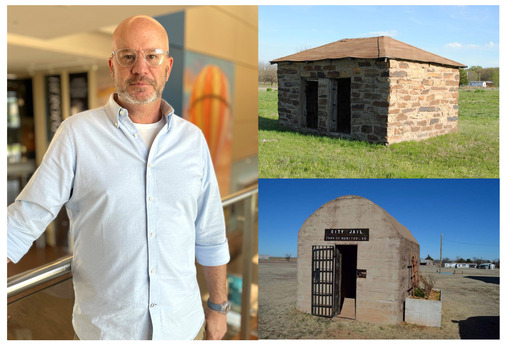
[404, 290, 442, 327]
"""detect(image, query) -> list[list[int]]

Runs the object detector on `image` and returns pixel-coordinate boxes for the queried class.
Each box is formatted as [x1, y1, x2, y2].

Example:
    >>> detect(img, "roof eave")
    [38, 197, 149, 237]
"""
[272, 56, 466, 68]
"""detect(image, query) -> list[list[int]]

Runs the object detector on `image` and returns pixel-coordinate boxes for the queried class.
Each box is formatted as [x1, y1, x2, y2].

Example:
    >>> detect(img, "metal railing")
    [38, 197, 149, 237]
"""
[7, 184, 258, 339]
[8, 255, 72, 300]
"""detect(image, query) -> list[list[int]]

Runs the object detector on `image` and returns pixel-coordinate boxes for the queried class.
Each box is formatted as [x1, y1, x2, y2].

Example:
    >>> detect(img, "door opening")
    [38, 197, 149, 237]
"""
[336, 245, 357, 319]
[330, 78, 351, 133]
[305, 80, 318, 129]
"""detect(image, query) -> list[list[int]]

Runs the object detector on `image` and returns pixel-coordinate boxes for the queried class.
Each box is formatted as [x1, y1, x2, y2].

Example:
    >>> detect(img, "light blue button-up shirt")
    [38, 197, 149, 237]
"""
[7, 94, 230, 340]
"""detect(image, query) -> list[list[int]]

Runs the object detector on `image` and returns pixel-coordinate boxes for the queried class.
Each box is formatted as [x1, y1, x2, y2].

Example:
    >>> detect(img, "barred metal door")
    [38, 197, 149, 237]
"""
[311, 245, 341, 317]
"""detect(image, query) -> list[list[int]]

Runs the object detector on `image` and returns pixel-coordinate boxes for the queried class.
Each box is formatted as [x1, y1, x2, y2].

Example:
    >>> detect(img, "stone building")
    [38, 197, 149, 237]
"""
[297, 195, 420, 324]
[271, 36, 466, 144]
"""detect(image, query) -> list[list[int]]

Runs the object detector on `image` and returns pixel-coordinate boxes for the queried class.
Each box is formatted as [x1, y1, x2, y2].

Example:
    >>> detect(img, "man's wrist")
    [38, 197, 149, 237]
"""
[207, 298, 230, 315]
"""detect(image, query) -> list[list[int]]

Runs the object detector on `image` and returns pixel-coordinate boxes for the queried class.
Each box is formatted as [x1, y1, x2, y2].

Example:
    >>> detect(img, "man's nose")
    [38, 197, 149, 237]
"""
[131, 54, 150, 74]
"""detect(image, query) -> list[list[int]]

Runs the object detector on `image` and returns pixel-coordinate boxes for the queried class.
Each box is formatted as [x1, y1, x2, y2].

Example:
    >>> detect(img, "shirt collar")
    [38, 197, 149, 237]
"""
[105, 93, 175, 131]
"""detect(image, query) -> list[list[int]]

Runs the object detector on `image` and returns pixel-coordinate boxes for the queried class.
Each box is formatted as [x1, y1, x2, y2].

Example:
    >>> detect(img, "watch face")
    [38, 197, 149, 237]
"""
[222, 302, 231, 313]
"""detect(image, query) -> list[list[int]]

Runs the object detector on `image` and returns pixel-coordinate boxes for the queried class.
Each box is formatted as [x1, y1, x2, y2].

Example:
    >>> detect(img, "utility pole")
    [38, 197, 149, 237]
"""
[438, 233, 444, 274]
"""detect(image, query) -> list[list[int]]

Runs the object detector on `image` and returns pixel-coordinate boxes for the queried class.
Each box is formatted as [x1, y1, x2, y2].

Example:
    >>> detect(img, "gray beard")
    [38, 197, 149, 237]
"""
[117, 87, 160, 105]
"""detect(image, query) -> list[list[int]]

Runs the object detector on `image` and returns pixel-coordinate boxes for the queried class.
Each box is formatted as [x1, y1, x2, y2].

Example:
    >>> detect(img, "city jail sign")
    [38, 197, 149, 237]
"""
[324, 228, 369, 241]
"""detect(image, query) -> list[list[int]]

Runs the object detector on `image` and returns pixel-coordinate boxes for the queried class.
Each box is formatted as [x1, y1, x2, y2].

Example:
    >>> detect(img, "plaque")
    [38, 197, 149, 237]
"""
[324, 228, 369, 241]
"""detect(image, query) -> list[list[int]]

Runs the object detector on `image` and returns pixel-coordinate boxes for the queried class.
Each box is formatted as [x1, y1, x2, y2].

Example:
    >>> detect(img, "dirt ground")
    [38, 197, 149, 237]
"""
[258, 260, 499, 339]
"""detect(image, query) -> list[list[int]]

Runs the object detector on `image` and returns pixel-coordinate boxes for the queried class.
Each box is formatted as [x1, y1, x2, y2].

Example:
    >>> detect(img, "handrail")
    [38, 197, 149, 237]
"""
[7, 256, 73, 299]
[7, 184, 258, 300]
[221, 184, 258, 208]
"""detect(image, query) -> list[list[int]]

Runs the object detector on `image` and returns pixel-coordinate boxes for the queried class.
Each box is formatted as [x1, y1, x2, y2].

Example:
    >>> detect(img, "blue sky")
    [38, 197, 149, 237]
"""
[259, 5, 499, 68]
[258, 179, 500, 262]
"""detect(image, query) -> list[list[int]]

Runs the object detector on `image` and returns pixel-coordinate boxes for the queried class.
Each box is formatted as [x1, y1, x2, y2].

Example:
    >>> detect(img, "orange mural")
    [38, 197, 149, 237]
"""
[186, 65, 232, 196]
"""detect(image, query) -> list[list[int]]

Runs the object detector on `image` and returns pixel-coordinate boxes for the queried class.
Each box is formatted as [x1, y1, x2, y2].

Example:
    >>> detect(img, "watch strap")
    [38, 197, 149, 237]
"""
[207, 299, 230, 314]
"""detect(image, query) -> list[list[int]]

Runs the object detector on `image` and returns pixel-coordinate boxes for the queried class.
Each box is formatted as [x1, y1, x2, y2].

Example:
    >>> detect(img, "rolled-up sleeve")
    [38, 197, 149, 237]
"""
[7, 121, 75, 263]
[194, 134, 230, 267]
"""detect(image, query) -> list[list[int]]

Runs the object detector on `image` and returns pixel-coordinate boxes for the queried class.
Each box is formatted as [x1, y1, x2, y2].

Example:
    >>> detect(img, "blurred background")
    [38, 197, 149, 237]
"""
[7, 5, 258, 340]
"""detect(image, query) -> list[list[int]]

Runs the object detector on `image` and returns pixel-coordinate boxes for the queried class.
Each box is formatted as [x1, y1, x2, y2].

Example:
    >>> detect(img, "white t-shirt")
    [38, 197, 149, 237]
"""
[133, 116, 166, 149]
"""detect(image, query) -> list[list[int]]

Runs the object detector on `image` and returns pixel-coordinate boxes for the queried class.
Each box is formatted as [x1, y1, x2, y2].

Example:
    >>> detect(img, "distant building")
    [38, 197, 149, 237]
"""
[445, 263, 476, 268]
[478, 263, 496, 270]
[468, 81, 494, 88]
[259, 255, 270, 260]
[420, 259, 434, 266]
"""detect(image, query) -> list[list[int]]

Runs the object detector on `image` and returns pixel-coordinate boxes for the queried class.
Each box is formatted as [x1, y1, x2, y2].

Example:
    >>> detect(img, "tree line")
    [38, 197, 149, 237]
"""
[258, 62, 277, 86]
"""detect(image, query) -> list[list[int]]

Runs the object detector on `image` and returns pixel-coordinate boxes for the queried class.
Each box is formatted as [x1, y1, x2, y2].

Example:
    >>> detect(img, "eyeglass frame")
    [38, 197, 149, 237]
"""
[111, 48, 170, 67]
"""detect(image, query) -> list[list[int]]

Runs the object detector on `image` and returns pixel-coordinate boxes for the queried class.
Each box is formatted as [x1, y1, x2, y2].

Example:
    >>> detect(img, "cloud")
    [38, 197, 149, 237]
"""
[444, 41, 498, 50]
[445, 42, 462, 48]
[486, 41, 496, 49]
[369, 30, 398, 37]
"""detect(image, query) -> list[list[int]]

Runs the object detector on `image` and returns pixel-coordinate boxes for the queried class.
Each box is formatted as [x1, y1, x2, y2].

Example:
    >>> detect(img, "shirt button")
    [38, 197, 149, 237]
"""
[134, 133, 138, 138]
[148, 196, 153, 202]
[151, 268, 156, 274]
[150, 303, 155, 308]
[150, 232, 155, 238]
[148, 163, 152, 168]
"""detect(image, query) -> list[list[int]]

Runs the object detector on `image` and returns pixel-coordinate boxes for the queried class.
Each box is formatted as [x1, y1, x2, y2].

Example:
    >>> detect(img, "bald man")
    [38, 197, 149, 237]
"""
[7, 16, 230, 340]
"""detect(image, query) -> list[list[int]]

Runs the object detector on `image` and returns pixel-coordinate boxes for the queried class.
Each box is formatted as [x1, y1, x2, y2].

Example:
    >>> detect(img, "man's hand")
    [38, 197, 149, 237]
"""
[204, 306, 227, 340]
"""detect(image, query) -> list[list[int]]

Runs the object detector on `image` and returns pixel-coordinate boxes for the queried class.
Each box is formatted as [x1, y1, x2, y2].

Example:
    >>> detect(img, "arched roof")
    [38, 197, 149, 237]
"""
[299, 195, 418, 244]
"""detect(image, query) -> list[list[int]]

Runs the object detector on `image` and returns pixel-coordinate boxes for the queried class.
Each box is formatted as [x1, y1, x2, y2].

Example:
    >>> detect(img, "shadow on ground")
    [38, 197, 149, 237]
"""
[258, 116, 280, 131]
[452, 316, 499, 339]
[464, 276, 499, 285]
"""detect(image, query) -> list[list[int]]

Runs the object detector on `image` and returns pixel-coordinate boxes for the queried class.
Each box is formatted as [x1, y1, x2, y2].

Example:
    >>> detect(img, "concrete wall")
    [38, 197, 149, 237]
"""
[387, 60, 459, 144]
[297, 196, 420, 324]
[276, 58, 460, 145]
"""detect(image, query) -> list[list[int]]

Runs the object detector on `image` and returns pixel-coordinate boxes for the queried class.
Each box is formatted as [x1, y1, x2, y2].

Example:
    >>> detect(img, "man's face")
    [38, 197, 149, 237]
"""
[109, 21, 173, 105]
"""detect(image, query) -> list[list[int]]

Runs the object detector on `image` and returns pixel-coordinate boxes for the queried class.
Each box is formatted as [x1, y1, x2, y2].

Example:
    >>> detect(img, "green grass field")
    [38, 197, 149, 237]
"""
[258, 88, 499, 178]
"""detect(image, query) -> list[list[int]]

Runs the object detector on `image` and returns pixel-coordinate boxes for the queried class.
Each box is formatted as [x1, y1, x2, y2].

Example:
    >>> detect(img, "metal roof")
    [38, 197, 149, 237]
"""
[270, 36, 466, 68]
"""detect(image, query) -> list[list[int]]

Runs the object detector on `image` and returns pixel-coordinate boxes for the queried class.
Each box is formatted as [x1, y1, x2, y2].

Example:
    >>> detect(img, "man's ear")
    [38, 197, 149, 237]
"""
[108, 58, 114, 79]
[165, 57, 174, 82]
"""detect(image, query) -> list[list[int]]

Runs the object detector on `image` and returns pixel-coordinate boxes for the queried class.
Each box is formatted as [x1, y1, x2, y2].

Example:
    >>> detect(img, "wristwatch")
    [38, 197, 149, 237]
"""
[207, 298, 231, 315]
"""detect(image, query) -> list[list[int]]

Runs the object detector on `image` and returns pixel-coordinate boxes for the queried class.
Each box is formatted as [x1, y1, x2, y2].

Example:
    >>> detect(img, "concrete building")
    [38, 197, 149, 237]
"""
[271, 36, 466, 144]
[297, 195, 420, 324]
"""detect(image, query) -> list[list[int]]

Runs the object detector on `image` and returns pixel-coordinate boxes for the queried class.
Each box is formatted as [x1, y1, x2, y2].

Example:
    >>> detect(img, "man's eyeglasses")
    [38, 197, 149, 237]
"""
[112, 48, 169, 67]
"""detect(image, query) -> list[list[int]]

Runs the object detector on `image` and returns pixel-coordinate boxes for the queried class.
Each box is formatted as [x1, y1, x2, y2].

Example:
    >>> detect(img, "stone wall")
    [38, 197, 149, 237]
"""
[276, 58, 460, 144]
[387, 60, 459, 143]
[276, 59, 390, 143]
